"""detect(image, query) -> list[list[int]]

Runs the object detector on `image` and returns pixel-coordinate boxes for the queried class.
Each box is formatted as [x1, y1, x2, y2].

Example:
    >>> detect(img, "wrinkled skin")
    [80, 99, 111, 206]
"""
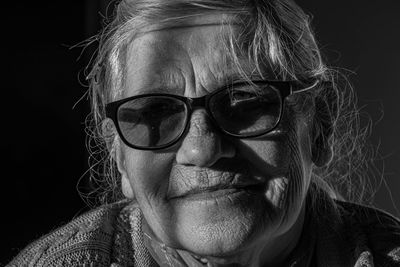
[113, 14, 327, 266]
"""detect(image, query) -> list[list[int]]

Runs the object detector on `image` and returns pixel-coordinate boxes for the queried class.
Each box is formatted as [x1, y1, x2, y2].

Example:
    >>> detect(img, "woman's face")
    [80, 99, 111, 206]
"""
[115, 15, 317, 260]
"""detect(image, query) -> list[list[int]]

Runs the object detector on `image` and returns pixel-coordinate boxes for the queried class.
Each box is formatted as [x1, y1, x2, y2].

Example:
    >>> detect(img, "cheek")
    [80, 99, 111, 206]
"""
[122, 146, 175, 202]
[239, 117, 313, 222]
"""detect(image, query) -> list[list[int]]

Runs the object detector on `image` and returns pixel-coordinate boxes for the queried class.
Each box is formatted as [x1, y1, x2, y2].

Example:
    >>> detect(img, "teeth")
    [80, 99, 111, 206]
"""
[193, 254, 209, 264]
[200, 258, 208, 263]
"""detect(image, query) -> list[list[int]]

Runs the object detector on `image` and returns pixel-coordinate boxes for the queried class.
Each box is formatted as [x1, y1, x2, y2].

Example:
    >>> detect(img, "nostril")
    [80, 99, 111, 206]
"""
[175, 109, 235, 167]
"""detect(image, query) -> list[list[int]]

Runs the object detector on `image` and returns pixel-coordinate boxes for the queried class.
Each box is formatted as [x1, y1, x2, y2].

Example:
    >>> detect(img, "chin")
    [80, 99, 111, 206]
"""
[164, 189, 278, 256]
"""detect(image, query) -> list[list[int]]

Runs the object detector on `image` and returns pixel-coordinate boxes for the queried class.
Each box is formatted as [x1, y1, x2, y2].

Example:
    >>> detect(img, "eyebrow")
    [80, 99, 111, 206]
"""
[210, 71, 271, 91]
[136, 85, 180, 94]
[133, 69, 186, 95]
[209, 58, 272, 86]
[136, 72, 268, 96]
[133, 54, 270, 96]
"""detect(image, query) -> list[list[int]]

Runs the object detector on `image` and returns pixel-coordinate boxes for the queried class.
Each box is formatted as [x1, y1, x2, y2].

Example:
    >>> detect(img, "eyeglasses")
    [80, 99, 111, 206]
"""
[105, 80, 320, 150]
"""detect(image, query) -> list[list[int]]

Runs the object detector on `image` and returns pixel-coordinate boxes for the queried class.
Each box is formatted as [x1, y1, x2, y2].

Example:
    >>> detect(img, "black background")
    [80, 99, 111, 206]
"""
[1, 1, 400, 264]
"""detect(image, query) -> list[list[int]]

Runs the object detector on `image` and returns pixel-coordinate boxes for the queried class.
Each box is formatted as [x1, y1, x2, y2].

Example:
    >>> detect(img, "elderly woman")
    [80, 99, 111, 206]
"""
[8, 0, 400, 266]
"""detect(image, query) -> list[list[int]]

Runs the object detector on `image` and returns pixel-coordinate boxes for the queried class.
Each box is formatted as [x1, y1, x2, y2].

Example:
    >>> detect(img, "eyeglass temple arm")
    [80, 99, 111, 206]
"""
[290, 80, 321, 95]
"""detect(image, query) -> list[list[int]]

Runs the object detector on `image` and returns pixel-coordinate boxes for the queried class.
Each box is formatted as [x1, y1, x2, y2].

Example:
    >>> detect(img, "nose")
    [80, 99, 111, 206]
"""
[176, 109, 235, 167]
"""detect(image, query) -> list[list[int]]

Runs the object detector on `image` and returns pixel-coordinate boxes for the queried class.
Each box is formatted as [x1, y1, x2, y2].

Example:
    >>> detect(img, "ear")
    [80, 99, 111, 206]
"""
[311, 130, 333, 167]
[311, 91, 338, 167]
[102, 119, 135, 199]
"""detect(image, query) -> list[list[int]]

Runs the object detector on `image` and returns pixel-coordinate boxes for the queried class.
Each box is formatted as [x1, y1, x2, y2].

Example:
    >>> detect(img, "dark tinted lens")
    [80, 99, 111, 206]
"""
[117, 96, 187, 147]
[209, 84, 282, 136]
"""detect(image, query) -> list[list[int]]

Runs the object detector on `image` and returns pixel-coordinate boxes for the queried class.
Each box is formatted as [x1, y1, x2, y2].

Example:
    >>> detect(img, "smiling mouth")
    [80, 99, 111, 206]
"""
[169, 184, 264, 201]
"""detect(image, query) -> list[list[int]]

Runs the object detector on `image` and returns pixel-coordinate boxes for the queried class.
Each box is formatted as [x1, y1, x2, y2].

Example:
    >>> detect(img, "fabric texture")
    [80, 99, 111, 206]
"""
[7, 191, 400, 267]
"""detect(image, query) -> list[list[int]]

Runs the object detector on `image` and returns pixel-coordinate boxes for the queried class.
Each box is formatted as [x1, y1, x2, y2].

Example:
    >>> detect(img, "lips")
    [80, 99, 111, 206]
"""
[166, 160, 266, 200]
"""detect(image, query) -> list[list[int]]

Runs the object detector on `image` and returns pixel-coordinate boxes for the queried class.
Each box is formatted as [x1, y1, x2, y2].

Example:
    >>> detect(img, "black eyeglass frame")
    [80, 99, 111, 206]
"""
[105, 80, 322, 150]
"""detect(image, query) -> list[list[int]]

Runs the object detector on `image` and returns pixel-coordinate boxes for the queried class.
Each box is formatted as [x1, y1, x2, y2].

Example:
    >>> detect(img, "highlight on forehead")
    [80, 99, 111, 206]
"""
[122, 20, 265, 96]
[109, 22, 261, 99]
[102, 0, 325, 100]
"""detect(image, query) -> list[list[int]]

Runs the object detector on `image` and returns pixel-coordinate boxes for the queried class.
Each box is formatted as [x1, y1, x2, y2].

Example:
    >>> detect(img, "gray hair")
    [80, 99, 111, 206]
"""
[83, 0, 373, 206]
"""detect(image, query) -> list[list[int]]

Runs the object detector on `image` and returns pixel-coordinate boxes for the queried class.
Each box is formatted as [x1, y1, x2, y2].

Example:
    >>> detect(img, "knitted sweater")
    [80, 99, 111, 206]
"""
[7, 197, 400, 266]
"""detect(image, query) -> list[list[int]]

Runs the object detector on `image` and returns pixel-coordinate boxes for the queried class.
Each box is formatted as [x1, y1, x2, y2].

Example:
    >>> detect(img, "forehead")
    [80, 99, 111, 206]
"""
[123, 18, 257, 98]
